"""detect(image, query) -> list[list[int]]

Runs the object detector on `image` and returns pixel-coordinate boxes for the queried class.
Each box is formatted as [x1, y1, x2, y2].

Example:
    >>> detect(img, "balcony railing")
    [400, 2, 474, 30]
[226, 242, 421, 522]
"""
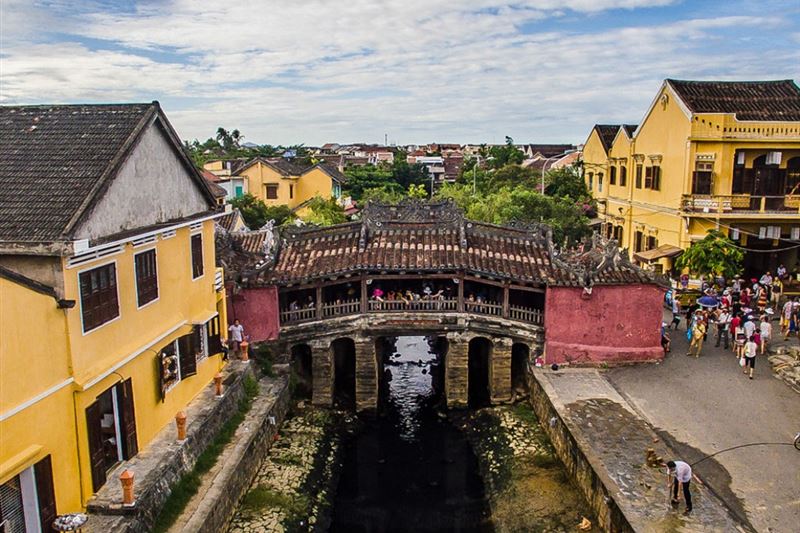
[280, 299, 543, 326]
[681, 194, 800, 214]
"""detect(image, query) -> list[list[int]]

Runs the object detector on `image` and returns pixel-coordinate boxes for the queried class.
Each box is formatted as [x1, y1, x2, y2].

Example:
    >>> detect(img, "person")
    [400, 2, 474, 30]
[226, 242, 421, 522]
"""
[744, 335, 758, 379]
[687, 313, 706, 357]
[759, 315, 772, 355]
[734, 318, 747, 359]
[372, 286, 384, 301]
[715, 307, 731, 349]
[670, 298, 682, 330]
[777, 263, 787, 280]
[744, 315, 757, 341]
[680, 273, 689, 290]
[756, 284, 768, 313]
[661, 322, 671, 353]
[781, 298, 793, 336]
[228, 319, 245, 359]
[730, 312, 742, 353]
[787, 303, 799, 341]
[667, 460, 693, 515]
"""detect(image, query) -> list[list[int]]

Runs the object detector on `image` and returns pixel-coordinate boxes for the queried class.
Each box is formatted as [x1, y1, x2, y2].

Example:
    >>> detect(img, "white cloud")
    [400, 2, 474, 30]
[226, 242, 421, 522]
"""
[1, 1, 797, 144]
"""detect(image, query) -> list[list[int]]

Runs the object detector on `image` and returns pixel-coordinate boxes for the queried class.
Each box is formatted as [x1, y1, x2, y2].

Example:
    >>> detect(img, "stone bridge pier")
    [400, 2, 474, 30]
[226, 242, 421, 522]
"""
[294, 331, 539, 412]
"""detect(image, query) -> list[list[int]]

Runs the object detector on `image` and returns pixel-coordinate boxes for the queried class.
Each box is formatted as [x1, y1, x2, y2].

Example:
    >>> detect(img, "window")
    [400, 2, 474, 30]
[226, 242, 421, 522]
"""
[619, 166, 627, 187]
[635, 165, 643, 188]
[613, 225, 623, 243]
[80, 263, 119, 332]
[634, 231, 644, 252]
[587, 172, 593, 190]
[0, 457, 57, 532]
[609, 166, 617, 185]
[134, 249, 158, 307]
[265, 184, 279, 199]
[646, 236, 658, 251]
[191, 234, 204, 279]
[692, 162, 713, 195]
[787, 157, 800, 195]
[289, 184, 294, 199]
[645, 166, 661, 191]
[234, 185, 243, 197]
[159, 330, 205, 399]
[598, 172, 604, 192]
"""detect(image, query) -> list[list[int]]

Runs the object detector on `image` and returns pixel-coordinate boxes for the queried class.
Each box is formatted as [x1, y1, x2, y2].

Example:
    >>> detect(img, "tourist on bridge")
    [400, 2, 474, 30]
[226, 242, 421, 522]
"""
[667, 460, 693, 515]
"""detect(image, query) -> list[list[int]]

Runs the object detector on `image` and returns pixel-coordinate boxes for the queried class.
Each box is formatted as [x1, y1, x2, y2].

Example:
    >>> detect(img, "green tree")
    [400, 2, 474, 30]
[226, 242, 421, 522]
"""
[675, 230, 744, 279]
[228, 194, 295, 229]
[407, 183, 428, 199]
[486, 136, 524, 169]
[343, 164, 397, 201]
[544, 167, 590, 203]
[302, 196, 347, 226]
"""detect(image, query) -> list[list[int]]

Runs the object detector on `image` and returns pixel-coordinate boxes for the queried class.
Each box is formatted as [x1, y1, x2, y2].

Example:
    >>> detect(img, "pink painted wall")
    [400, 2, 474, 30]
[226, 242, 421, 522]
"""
[227, 285, 280, 342]
[544, 284, 665, 365]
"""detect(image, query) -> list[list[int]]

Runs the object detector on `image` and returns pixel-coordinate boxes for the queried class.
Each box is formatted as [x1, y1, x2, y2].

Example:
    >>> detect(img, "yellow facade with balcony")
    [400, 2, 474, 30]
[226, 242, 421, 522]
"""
[0, 102, 229, 528]
[583, 79, 800, 274]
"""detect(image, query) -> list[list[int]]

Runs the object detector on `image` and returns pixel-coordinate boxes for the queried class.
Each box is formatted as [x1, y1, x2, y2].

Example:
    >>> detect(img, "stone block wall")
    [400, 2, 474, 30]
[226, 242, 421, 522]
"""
[445, 333, 469, 407]
[355, 337, 378, 411]
[311, 339, 332, 407]
[528, 372, 633, 533]
[491, 337, 513, 403]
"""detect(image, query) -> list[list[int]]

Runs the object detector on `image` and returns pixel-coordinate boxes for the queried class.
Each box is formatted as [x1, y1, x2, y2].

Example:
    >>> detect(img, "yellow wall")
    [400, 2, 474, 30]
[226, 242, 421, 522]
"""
[582, 129, 609, 201]
[1, 219, 228, 513]
[237, 161, 335, 208]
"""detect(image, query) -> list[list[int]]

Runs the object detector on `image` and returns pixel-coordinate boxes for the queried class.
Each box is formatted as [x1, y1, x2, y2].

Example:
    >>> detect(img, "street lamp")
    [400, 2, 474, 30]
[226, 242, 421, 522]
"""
[540, 149, 577, 195]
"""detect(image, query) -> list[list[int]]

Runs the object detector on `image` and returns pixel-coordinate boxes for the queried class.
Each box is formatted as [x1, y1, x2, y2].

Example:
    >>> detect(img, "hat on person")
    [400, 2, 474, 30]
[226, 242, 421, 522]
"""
[662, 321, 667, 327]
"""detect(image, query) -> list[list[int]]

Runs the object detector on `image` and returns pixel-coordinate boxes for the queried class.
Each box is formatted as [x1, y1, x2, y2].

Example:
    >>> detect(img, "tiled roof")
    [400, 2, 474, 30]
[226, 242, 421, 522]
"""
[233, 231, 268, 255]
[217, 209, 248, 232]
[0, 103, 155, 242]
[594, 125, 620, 153]
[205, 177, 227, 198]
[622, 124, 638, 137]
[266, 158, 306, 176]
[525, 144, 576, 158]
[312, 162, 347, 183]
[667, 79, 800, 121]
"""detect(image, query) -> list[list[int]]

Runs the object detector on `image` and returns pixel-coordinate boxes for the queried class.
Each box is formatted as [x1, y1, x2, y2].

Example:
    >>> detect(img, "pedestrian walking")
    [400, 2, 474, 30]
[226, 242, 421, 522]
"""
[743, 335, 758, 379]
[661, 322, 671, 353]
[687, 313, 706, 358]
[667, 460, 693, 515]
[759, 315, 772, 355]
[671, 298, 682, 330]
[715, 308, 731, 349]
[781, 299, 793, 336]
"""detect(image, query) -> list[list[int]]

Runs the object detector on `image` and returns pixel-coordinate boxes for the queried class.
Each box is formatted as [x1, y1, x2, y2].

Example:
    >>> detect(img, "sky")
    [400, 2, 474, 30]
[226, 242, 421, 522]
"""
[1, 1, 799, 146]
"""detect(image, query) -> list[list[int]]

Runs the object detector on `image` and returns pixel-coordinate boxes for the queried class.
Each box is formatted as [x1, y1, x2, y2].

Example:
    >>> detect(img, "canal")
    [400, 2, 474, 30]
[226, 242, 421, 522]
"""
[330, 336, 493, 532]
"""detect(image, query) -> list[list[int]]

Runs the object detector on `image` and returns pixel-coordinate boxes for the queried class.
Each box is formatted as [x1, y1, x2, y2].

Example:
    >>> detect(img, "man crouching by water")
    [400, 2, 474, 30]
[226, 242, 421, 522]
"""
[667, 460, 693, 515]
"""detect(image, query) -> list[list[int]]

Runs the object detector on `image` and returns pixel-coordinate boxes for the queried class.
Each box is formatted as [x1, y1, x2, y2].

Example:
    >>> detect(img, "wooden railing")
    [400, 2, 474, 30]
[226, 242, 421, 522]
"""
[279, 307, 317, 323]
[509, 305, 543, 325]
[464, 300, 503, 316]
[322, 299, 361, 318]
[368, 298, 458, 312]
[280, 298, 542, 325]
[682, 194, 800, 214]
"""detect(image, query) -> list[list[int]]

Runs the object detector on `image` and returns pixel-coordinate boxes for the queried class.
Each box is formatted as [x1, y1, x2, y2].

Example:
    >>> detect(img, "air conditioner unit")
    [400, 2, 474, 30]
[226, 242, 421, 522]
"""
[766, 151, 782, 166]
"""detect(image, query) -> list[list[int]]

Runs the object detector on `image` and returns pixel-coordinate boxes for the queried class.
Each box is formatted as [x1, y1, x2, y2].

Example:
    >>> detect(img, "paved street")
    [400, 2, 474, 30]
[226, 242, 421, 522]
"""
[606, 311, 800, 533]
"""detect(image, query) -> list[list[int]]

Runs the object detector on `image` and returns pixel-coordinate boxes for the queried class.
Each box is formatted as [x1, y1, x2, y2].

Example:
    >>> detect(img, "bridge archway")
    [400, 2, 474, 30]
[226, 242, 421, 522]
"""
[290, 343, 313, 400]
[511, 343, 530, 397]
[468, 337, 492, 408]
[331, 338, 356, 410]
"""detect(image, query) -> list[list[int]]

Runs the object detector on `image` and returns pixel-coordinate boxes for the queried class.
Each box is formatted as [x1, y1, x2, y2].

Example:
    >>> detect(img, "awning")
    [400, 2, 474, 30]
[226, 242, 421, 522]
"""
[587, 217, 603, 226]
[633, 244, 683, 263]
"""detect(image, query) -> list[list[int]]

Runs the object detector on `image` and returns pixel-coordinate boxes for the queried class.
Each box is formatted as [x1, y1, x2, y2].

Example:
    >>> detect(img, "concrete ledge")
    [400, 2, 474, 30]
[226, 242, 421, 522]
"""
[169, 376, 291, 533]
[85, 361, 256, 532]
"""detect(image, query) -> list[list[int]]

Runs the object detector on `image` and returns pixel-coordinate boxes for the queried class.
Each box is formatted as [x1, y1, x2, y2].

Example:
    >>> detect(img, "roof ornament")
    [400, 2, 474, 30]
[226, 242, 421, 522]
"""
[260, 220, 276, 258]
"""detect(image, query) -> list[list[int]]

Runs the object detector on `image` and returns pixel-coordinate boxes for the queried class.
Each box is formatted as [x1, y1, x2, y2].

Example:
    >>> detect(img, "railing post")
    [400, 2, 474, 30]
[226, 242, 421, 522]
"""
[760, 196, 766, 213]
[360, 277, 367, 314]
[316, 286, 323, 319]
[457, 276, 464, 312]
[502, 285, 509, 319]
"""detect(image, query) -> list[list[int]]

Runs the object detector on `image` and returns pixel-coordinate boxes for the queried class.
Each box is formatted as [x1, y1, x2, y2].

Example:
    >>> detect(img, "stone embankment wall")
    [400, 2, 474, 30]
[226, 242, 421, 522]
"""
[528, 372, 633, 533]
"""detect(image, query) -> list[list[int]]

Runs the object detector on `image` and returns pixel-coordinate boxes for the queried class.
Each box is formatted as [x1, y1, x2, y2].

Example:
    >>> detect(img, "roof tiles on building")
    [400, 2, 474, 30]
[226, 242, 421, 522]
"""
[667, 79, 800, 121]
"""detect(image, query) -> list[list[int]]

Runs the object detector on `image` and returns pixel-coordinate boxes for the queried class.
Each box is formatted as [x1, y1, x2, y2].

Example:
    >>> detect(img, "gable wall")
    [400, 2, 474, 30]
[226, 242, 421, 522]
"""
[74, 121, 210, 241]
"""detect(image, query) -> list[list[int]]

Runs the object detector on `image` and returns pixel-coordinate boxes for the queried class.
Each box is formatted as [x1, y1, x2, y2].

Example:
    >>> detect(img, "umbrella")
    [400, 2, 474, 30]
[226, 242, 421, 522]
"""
[697, 295, 719, 308]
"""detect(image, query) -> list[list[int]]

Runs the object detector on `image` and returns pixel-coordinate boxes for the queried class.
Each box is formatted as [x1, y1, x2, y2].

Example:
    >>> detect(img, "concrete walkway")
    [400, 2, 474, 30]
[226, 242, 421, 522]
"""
[605, 312, 800, 533]
[534, 368, 745, 532]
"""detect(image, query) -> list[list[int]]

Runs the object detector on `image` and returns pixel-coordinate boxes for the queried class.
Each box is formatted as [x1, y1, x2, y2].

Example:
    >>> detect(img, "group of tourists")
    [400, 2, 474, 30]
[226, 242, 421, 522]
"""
[662, 265, 798, 380]
[371, 284, 452, 303]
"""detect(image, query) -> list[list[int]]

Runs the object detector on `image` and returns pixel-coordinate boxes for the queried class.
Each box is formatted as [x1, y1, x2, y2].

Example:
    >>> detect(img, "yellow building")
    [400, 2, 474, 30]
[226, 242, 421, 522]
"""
[0, 102, 229, 527]
[224, 157, 345, 209]
[583, 79, 800, 274]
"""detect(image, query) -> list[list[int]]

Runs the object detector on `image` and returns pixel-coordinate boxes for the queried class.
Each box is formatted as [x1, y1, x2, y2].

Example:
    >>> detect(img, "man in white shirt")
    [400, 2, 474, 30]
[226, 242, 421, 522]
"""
[667, 460, 693, 514]
[228, 319, 245, 359]
[714, 308, 731, 349]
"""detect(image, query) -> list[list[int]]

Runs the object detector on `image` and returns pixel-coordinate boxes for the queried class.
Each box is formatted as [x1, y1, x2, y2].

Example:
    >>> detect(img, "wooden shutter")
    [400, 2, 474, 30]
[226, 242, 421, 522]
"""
[206, 316, 223, 355]
[191, 234, 204, 278]
[34, 455, 57, 531]
[119, 379, 138, 459]
[178, 334, 197, 377]
[85, 401, 107, 492]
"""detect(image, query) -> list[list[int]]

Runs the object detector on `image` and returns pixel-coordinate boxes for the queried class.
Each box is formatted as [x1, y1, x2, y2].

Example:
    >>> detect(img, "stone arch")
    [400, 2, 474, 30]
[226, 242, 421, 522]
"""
[331, 337, 356, 410]
[290, 343, 313, 400]
[468, 337, 492, 408]
[511, 343, 530, 397]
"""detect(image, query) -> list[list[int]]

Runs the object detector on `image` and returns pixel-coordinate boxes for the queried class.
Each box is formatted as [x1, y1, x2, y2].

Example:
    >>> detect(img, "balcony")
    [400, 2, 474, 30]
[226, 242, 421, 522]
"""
[681, 194, 800, 216]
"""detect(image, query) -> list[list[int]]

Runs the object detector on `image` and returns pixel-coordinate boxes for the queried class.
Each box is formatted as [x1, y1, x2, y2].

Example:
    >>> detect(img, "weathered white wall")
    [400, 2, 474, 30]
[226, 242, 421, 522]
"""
[75, 121, 210, 240]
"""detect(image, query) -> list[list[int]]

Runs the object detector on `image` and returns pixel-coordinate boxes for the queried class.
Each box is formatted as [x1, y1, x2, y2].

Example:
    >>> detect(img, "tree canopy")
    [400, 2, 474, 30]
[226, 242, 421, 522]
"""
[342, 159, 428, 202]
[228, 194, 295, 229]
[301, 196, 348, 226]
[675, 230, 744, 280]
[183, 127, 307, 167]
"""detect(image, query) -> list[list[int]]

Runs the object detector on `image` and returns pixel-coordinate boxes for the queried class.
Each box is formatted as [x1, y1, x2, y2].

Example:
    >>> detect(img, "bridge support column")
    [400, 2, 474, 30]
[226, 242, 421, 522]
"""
[355, 337, 378, 411]
[445, 333, 469, 408]
[311, 340, 333, 407]
[491, 337, 513, 404]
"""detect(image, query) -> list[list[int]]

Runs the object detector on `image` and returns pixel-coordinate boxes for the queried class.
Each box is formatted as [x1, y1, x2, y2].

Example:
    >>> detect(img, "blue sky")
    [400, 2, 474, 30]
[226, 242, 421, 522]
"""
[1, 0, 798, 146]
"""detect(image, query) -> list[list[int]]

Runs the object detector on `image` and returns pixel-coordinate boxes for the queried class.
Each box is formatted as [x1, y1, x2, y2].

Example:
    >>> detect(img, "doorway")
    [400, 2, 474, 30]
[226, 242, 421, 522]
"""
[86, 379, 137, 492]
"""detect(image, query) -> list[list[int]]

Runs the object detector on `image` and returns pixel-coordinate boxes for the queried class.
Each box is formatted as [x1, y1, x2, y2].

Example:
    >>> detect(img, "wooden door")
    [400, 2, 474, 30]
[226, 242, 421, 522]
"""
[118, 380, 138, 459]
[34, 455, 57, 531]
[85, 401, 107, 492]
